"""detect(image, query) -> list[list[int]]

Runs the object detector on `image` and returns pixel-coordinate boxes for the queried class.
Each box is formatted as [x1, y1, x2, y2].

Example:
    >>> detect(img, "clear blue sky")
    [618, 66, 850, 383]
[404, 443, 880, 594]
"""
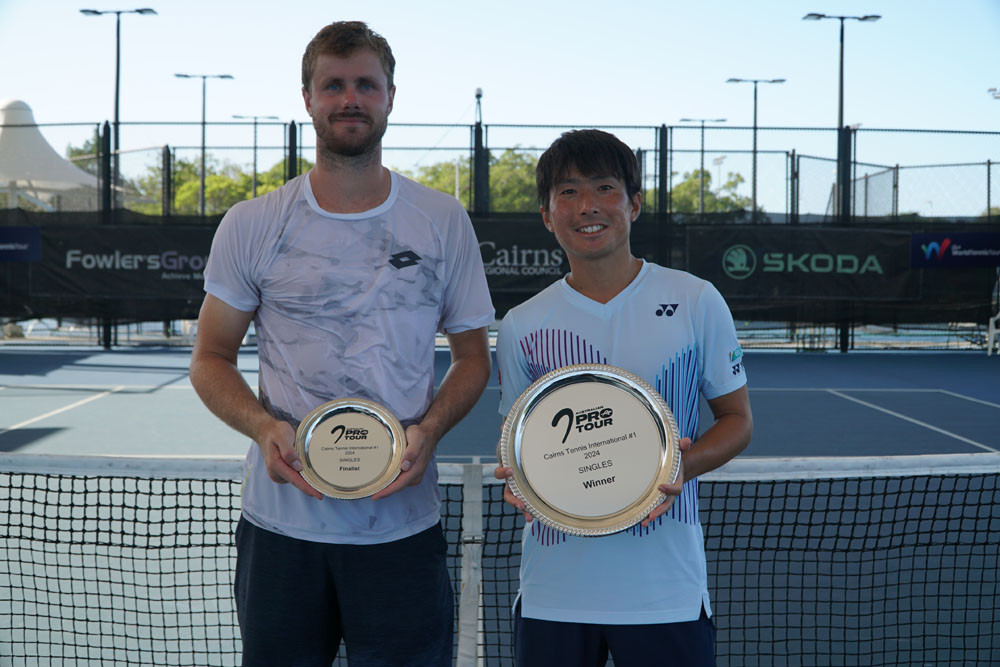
[1, 0, 998, 214]
[2, 0, 997, 128]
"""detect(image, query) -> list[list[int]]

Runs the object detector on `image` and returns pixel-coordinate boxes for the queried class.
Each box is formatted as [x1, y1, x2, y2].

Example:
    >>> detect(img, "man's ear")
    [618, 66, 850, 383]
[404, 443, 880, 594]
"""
[302, 86, 313, 117]
[541, 205, 554, 233]
[630, 191, 642, 221]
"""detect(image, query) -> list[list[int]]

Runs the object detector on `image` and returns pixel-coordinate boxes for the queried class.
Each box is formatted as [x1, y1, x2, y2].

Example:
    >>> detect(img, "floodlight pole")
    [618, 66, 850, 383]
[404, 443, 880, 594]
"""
[679, 118, 726, 215]
[727, 78, 785, 222]
[79, 8, 157, 209]
[233, 114, 278, 198]
[175, 73, 234, 216]
[803, 13, 881, 221]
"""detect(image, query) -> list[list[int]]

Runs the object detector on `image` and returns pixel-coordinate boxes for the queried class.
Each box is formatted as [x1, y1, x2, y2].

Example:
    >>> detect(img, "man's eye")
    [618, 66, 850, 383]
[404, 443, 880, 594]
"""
[560, 189, 576, 196]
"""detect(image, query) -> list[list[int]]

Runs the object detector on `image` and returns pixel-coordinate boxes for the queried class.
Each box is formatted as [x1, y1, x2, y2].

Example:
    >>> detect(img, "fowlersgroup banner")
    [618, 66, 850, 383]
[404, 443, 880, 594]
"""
[33, 226, 213, 300]
[911, 232, 1000, 268]
[688, 227, 920, 301]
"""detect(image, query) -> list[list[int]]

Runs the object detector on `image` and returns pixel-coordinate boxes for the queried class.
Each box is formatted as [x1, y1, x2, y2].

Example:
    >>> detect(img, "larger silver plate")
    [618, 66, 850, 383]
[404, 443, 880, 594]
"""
[500, 364, 681, 536]
[295, 398, 405, 499]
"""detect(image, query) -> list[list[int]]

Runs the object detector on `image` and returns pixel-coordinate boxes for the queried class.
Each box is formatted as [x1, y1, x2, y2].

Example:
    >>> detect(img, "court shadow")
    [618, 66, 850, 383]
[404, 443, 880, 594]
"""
[0, 428, 66, 452]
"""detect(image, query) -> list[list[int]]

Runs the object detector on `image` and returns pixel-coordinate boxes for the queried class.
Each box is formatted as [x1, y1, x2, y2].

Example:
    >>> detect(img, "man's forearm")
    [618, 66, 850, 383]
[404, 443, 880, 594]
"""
[681, 413, 752, 481]
[190, 352, 275, 443]
[418, 351, 491, 445]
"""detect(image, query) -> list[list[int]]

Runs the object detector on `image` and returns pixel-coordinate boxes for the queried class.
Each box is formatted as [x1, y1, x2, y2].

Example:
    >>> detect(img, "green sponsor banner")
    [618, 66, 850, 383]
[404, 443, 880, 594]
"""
[688, 227, 920, 301]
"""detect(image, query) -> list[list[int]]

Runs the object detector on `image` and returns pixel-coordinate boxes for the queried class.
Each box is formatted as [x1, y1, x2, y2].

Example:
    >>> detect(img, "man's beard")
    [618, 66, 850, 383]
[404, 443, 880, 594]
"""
[314, 111, 388, 161]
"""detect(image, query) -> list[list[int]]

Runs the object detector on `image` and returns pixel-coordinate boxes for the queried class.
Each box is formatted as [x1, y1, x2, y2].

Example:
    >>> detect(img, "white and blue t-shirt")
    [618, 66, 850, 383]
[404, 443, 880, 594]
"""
[497, 260, 746, 624]
[205, 170, 495, 545]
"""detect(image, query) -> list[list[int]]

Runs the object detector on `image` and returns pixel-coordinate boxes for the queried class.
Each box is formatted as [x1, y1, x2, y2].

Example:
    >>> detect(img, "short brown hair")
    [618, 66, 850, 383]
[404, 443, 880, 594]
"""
[536, 130, 641, 207]
[301, 21, 395, 91]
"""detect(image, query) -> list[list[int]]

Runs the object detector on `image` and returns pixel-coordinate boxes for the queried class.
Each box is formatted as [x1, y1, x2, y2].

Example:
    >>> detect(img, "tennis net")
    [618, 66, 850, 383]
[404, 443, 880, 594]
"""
[1, 453, 998, 666]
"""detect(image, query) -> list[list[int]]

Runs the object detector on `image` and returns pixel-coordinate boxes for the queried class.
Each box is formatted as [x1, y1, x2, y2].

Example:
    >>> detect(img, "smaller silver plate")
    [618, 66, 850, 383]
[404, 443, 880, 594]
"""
[295, 398, 405, 499]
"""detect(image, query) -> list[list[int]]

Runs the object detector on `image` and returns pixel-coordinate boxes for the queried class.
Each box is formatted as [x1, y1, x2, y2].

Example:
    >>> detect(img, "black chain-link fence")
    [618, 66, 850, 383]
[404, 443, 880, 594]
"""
[5, 119, 1000, 221]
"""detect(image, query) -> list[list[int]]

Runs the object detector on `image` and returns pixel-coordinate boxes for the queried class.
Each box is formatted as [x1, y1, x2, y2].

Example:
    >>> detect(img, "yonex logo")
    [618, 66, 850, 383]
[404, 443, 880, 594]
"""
[722, 245, 756, 279]
[655, 304, 679, 317]
[921, 238, 951, 261]
[388, 250, 421, 269]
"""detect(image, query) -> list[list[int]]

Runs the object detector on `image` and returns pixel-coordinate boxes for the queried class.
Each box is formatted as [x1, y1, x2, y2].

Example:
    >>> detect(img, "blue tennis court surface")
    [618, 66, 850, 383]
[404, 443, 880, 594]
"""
[1, 346, 998, 459]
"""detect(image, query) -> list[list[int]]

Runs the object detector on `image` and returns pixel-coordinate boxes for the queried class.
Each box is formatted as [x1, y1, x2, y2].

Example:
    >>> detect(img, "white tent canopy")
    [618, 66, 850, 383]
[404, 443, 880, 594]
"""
[0, 99, 99, 210]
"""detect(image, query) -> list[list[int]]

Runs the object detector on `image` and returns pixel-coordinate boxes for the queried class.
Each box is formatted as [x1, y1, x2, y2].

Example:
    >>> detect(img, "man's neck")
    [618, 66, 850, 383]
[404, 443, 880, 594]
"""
[309, 148, 391, 214]
[565, 254, 643, 305]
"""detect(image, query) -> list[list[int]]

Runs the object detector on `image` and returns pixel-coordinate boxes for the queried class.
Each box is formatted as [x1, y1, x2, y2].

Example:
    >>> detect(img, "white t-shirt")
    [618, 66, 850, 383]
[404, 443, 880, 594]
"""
[497, 260, 746, 624]
[205, 170, 494, 545]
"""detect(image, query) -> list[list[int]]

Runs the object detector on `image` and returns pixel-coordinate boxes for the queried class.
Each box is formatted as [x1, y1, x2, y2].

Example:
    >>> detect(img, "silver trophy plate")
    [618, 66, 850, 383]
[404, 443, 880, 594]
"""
[295, 398, 406, 499]
[500, 364, 681, 536]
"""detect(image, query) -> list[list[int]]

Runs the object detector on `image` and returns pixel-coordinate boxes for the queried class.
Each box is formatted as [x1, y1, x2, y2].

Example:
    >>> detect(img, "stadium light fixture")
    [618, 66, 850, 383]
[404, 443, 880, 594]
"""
[678, 118, 726, 215]
[803, 12, 882, 220]
[726, 78, 785, 222]
[79, 7, 158, 208]
[233, 114, 280, 198]
[175, 73, 235, 217]
[989, 88, 1000, 99]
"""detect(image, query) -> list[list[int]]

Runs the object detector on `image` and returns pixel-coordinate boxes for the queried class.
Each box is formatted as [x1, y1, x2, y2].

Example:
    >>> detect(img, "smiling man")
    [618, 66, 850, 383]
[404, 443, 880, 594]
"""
[189, 21, 494, 667]
[494, 130, 752, 667]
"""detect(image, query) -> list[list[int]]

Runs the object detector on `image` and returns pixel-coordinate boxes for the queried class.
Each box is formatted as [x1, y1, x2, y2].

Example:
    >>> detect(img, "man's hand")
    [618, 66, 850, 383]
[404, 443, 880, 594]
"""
[493, 465, 533, 522]
[640, 436, 692, 528]
[373, 327, 491, 501]
[371, 423, 437, 500]
[257, 419, 323, 500]
[190, 294, 321, 502]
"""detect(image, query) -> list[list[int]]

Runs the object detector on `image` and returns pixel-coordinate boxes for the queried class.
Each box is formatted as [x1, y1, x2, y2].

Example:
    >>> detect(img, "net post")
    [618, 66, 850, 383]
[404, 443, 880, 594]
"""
[287, 121, 298, 181]
[987, 159, 992, 223]
[456, 463, 484, 666]
[161, 145, 172, 217]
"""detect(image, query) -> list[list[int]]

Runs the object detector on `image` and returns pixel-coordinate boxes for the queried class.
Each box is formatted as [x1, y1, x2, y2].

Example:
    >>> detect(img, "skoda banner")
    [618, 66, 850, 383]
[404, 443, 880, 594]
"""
[689, 227, 920, 301]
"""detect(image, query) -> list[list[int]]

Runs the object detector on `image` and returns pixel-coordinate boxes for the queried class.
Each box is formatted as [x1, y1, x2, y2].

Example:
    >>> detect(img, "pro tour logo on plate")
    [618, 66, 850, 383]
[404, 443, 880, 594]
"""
[551, 406, 614, 443]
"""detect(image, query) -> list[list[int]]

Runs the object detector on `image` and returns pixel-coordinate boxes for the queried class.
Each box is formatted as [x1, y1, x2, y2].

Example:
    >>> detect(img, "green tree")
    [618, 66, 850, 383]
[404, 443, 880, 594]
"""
[669, 170, 752, 213]
[398, 148, 538, 213]
[399, 158, 471, 206]
[63, 138, 315, 215]
[126, 155, 312, 215]
[65, 132, 102, 176]
[172, 162, 251, 215]
[489, 149, 538, 212]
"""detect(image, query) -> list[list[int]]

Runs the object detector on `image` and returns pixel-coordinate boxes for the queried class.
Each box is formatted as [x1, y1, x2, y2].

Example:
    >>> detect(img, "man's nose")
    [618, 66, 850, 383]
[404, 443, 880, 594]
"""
[342, 86, 361, 108]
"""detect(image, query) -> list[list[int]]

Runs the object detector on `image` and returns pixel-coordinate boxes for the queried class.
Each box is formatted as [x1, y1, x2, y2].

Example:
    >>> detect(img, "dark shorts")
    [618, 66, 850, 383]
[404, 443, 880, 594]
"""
[514, 600, 716, 667]
[235, 517, 453, 667]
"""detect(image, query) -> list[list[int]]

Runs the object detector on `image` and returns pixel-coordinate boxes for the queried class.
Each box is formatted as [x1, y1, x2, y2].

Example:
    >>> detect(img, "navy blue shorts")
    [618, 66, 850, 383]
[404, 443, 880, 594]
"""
[514, 600, 716, 667]
[235, 517, 453, 667]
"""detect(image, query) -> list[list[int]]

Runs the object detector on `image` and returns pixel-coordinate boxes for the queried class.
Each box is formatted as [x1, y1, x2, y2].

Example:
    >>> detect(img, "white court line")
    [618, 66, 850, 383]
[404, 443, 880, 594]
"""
[827, 389, 998, 453]
[1, 383, 257, 391]
[752, 387, 948, 392]
[936, 389, 1000, 410]
[0, 385, 126, 435]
